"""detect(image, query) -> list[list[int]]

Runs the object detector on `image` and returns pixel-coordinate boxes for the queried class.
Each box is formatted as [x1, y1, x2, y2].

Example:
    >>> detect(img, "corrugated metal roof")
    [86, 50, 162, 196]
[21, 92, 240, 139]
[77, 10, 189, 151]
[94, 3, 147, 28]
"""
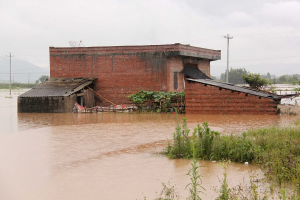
[19, 77, 96, 97]
[180, 67, 211, 79]
[187, 78, 286, 100]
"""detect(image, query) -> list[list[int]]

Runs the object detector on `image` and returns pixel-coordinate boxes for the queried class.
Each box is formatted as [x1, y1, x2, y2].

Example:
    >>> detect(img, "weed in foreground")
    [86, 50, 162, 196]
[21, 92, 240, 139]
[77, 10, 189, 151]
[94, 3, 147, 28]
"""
[186, 130, 205, 200]
[154, 179, 180, 200]
[216, 161, 231, 200]
[144, 118, 300, 199]
[166, 118, 300, 192]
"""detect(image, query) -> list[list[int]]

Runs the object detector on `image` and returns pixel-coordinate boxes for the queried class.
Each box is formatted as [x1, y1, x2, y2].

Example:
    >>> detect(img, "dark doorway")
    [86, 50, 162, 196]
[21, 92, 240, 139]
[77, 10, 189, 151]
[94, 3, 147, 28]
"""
[77, 96, 83, 106]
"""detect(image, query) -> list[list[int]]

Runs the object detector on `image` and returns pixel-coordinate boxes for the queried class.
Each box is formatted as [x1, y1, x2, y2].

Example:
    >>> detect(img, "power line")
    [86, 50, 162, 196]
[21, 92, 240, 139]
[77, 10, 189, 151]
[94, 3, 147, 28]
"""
[233, 30, 299, 37]
[0, 53, 48, 56]
[231, 55, 300, 62]
[0, 54, 49, 57]
[185, 30, 300, 45]
[0, 73, 49, 74]
[185, 36, 223, 43]
[214, 55, 300, 64]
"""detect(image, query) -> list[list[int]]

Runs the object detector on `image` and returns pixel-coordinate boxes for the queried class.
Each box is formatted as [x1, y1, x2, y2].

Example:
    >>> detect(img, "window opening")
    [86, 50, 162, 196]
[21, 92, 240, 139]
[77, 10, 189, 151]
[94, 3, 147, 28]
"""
[174, 72, 178, 90]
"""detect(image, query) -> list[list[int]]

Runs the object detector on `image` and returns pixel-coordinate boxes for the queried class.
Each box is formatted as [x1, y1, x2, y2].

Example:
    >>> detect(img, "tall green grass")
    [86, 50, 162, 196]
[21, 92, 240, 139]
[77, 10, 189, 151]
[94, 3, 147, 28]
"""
[185, 127, 205, 200]
[165, 118, 300, 189]
[248, 126, 300, 188]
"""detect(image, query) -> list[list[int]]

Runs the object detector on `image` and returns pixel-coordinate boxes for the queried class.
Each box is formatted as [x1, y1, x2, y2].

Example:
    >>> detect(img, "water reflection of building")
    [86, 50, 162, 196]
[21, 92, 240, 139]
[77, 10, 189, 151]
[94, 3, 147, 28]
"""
[18, 44, 288, 114]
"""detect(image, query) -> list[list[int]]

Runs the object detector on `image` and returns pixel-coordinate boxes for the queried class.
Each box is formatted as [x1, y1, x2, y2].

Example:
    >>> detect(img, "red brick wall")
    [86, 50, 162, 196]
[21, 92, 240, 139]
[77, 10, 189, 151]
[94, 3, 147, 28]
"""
[50, 45, 220, 106]
[198, 59, 210, 77]
[50, 52, 169, 106]
[166, 56, 185, 92]
[185, 81, 278, 115]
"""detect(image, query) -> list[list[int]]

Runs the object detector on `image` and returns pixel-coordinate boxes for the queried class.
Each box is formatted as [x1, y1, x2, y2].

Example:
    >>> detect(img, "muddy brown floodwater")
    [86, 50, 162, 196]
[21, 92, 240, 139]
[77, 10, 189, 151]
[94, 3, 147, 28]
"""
[0, 90, 299, 200]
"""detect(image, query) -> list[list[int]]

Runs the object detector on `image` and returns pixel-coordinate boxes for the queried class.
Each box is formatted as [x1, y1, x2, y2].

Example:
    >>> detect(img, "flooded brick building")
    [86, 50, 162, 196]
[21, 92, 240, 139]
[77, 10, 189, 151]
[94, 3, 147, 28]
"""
[185, 79, 280, 114]
[18, 78, 95, 113]
[18, 43, 283, 114]
[49, 43, 220, 106]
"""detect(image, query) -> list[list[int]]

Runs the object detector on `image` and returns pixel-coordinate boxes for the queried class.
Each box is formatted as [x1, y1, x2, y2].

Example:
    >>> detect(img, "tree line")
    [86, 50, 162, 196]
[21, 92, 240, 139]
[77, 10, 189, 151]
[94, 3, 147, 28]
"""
[218, 68, 300, 85]
[0, 75, 49, 89]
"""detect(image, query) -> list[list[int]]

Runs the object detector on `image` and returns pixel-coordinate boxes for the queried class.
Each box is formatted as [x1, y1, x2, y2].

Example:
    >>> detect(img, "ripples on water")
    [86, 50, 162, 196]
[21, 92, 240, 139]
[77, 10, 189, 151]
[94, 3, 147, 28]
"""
[0, 90, 299, 200]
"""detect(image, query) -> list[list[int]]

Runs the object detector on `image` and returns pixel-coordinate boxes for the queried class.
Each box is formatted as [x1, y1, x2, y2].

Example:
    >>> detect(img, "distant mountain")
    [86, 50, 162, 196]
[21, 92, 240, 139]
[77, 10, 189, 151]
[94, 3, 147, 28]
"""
[0, 58, 49, 83]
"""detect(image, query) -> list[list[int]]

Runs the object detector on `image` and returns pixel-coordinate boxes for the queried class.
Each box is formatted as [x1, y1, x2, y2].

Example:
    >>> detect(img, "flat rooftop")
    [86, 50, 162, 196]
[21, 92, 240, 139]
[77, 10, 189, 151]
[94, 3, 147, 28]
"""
[50, 43, 221, 61]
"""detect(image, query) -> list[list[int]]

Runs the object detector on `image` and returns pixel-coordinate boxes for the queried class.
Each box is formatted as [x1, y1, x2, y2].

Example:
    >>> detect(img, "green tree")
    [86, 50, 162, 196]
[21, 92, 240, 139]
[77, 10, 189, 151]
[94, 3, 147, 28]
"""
[277, 75, 299, 84]
[266, 72, 271, 80]
[279, 75, 287, 83]
[242, 73, 269, 90]
[293, 81, 300, 91]
[38, 75, 49, 83]
[288, 75, 299, 83]
[211, 76, 217, 80]
[220, 68, 248, 84]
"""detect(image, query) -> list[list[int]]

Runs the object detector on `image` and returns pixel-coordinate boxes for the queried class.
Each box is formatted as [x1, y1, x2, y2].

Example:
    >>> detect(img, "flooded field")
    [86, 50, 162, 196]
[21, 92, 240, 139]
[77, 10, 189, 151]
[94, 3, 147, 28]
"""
[1, 89, 299, 200]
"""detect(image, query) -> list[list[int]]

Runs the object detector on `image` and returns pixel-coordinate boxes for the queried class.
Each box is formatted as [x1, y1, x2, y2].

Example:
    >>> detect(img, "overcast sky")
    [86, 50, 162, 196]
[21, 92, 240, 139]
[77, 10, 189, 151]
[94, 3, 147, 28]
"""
[1, 0, 300, 77]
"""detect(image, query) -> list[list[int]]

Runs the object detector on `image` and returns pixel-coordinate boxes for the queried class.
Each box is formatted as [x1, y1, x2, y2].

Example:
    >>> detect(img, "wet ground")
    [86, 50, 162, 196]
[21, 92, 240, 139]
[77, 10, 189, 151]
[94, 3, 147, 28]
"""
[0, 89, 299, 200]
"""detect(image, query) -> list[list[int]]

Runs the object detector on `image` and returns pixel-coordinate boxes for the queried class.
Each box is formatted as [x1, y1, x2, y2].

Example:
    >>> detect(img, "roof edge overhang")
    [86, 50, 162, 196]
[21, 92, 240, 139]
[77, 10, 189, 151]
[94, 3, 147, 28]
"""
[18, 77, 96, 98]
[50, 44, 221, 61]
[186, 78, 287, 100]
[64, 79, 95, 97]
[50, 51, 220, 61]
[178, 51, 221, 61]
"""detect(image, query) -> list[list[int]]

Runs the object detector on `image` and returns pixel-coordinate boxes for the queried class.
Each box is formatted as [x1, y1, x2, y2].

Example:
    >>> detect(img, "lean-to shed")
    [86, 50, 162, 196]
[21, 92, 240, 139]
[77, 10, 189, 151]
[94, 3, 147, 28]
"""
[18, 77, 96, 113]
[184, 78, 284, 115]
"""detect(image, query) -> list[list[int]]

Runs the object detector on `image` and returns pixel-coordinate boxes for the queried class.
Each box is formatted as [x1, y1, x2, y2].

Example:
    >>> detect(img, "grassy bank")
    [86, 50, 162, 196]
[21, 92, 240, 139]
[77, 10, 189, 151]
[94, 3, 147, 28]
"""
[0, 83, 37, 89]
[165, 118, 300, 190]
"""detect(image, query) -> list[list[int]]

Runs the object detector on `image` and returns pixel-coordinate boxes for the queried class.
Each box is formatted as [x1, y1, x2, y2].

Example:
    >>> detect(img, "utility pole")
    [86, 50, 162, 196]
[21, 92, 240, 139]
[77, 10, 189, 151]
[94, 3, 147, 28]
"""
[6, 52, 14, 96]
[224, 34, 233, 83]
[28, 74, 30, 89]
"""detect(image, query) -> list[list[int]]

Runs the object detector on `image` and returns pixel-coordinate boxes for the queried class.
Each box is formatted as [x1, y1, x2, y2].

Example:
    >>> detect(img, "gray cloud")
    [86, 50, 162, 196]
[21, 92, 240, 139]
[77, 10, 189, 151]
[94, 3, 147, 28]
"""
[0, 0, 299, 78]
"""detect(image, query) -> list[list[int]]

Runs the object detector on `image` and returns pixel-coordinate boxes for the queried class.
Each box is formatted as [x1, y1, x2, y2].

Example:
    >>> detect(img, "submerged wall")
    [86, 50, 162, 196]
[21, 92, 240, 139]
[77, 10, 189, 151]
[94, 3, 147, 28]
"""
[185, 81, 279, 115]
[18, 95, 77, 113]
